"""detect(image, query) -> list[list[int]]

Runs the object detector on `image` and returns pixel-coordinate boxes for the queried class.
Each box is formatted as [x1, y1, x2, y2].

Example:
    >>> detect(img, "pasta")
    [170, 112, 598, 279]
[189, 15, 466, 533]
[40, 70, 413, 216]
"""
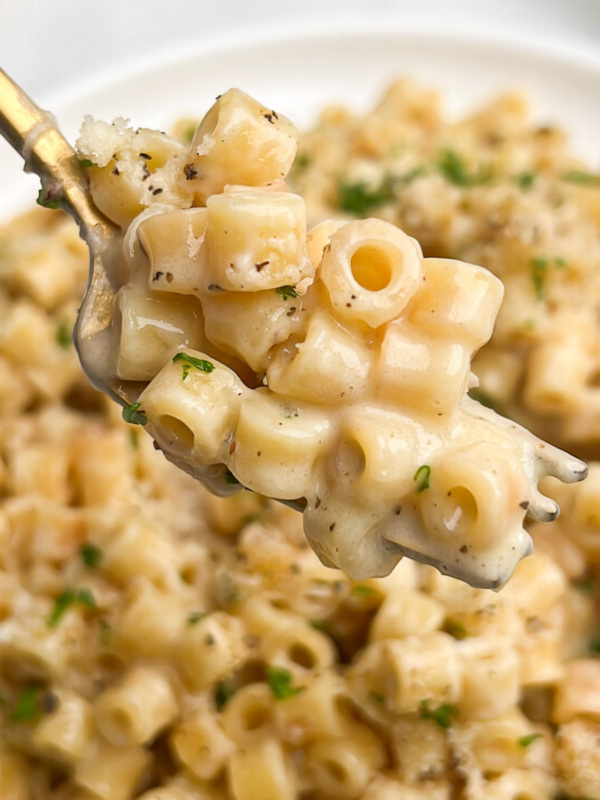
[72, 88, 587, 591]
[0, 81, 599, 800]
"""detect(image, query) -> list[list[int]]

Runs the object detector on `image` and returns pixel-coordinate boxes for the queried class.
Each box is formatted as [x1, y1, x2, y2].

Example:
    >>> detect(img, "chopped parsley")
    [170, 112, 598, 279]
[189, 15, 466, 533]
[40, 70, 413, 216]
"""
[573, 578, 595, 594]
[292, 153, 311, 174]
[589, 634, 600, 654]
[369, 691, 385, 704]
[420, 700, 454, 729]
[79, 158, 95, 169]
[445, 620, 468, 639]
[36, 188, 60, 210]
[129, 429, 139, 450]
[214, 681, 234, 710]
[337, 174, 395, 216]
[80, 543, 102, 568]
[531, 257, 548, 300]
[413, 465, 431, 493]
[48, 588, 96, 627]
[516, 170, 536, 189]
[438, 149, 491, 187]
[99, 619, 111, 647]
[122, 402, 147, 426]
[267, 666, 305, 700]
[468, 388, 503, 414]
[275, 285, 299, 300]
[517, 733, 543, 748]
[56, 319, 72, 349]
[561, 170, 600, 187]
[187, 611, 206, 625]
[352, 585, 376, 598]
[173, 352, 215, 380]
[11, 687, 41, 723]
[225, 470, 240, 485]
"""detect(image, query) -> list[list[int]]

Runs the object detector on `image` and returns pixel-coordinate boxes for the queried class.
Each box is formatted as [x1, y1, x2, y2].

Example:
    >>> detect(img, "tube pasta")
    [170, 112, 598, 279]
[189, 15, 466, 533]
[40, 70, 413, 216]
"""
[73, 87, 588, 590]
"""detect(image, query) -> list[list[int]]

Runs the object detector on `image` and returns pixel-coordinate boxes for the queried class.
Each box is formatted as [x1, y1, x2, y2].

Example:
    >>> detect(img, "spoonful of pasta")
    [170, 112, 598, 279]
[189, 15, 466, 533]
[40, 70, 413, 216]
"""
[0, 69, 588, 589]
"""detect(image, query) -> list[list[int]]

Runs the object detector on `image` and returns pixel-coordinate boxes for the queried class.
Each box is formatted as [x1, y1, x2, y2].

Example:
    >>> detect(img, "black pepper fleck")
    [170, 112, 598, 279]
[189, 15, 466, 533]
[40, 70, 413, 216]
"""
[153, 188, 163, 195]
[184, 163, 198, 180]
[153, 271, 164, 281]
[139, 153, 152, 160]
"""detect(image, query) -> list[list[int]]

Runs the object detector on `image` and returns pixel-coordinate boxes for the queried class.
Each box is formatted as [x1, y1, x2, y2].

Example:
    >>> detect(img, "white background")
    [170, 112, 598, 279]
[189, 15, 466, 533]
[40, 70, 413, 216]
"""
[2, 0, 600, 101]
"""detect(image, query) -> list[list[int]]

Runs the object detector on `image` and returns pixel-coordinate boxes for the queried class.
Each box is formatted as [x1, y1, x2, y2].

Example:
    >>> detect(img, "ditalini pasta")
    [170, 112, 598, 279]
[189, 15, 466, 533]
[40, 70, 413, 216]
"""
[73, 88, 587, 589]
[1, 81, 600, 795]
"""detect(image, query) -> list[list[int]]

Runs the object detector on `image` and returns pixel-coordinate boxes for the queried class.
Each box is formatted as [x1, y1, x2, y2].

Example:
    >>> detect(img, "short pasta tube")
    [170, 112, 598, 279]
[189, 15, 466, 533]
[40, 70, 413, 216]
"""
[231, 389, 334, 499]
[74, 739, 151, 800]
[228, 737, 296, 800]
[370, 588, 444, 641]
[306, 729, 386, 800]
[267, 310, 373, 405]
[319, 219, 422, 328]
[261, 619, 337, 678]
[457, 637, 520, 719]
[222, 683, 277, 746]
[32, 689, 95, 764]
[409, 257, 504, 347]
[414, 443, 533, 589]
[95, 665, 179, 745]
[273, 671, 352, 743]
[200, 286, 309, 372]
[178, 610, 248, 689]
[204, 191, 312, 291]
[115, 285, 205, 381]
[138, 207, 208, 295]
[170, 700, 234, 780]
[140, 350, 245, 465]
[553, 659, 600, 723]
[187, 88, 298, 203]
[381, 632, 461, 714]
[377, 322, 471, 415]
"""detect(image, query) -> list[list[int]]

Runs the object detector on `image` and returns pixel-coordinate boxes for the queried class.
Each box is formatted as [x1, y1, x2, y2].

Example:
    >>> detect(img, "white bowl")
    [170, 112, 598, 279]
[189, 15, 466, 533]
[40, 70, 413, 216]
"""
[2, 27, 600, 220]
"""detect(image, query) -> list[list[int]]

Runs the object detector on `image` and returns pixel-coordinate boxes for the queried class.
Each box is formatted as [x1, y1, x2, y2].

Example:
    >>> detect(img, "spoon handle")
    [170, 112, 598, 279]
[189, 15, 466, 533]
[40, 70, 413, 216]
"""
[0, 67, 112, 239]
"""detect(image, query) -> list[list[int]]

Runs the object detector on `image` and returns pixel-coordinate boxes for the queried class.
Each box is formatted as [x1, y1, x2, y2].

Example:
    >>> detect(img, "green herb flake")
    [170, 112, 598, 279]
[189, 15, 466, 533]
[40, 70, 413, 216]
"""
[184, 125, 198, 145]
[36, 188, 61, 210]
[79, 159, 95, 169]
[352, 585, 376, 598]
[438, 149, 491, 187]
[517, 170, 536, 189]
[574, 578, 595, 594]
[468, 388, 503, 414]
[337, 174, 395, 216]
[517, 733, 544, 748]
[420, 700, 454, 729]
[275, 285, 299, 301]
[187, 611, 206, 626]
[173, 352, 215, 380]
[225, 470, 240, 485]
[309, 619, 328, 632]
[522, 319, 537, 332]
[531, 257, 548, 301]
[56, 319, 72, 350]
[267, 666, 305, 700]
[80, 543, 102, 569]
[122, 402, 147, 426]
[292, 153, 311, 173]
[446, 620, 468, 639]
[555, 257, 567, 269]
[48, 588, 96, 627]
[129, 429, 139, 450]
[11, 687, 41, 723]
[99, 619, 111, 647]
[561, 170, 600, 187]
[369, 691, 385, 705]
[414, 465, 431, 493]
[214, 681, 234, 710]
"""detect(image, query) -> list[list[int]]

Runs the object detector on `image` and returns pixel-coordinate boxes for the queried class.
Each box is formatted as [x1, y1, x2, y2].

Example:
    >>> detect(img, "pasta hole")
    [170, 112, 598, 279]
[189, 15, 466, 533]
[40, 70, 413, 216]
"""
[323, 759, 348, 787]
[159, 415, 195, 449]
[350, 244, 393, 291]
[443, 486, 478, 534]
[334, 439, 366, 482]
[242, 702, 270, 730]
[288, 643, 316, 670]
